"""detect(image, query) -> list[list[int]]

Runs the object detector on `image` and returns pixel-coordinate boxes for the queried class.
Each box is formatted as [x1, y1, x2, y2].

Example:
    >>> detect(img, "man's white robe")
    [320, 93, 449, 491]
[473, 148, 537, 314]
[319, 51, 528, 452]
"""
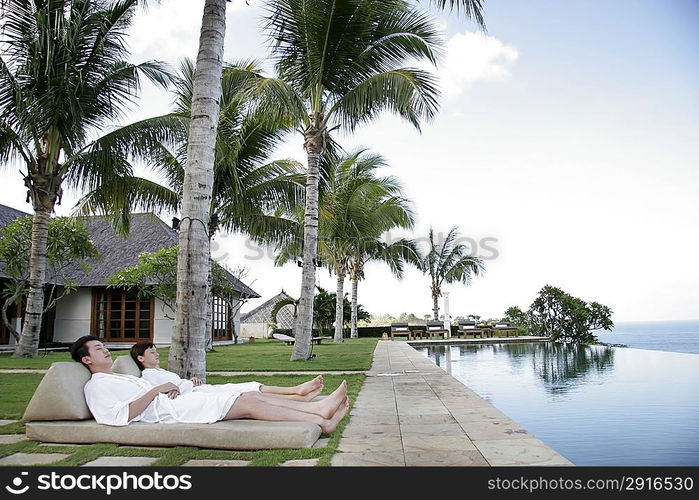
[84, 373, 239, 426]
[140, 368, 261, 395]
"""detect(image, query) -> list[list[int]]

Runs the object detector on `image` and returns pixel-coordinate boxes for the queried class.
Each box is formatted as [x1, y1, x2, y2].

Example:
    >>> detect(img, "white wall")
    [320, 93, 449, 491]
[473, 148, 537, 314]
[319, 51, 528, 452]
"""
[240, 322, 271, 339]
[52, 288, 93, 342]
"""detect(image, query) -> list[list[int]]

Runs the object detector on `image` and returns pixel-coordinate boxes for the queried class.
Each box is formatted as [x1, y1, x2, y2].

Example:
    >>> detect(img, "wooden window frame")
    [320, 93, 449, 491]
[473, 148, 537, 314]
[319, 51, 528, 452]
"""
[91, 288, 154, 342]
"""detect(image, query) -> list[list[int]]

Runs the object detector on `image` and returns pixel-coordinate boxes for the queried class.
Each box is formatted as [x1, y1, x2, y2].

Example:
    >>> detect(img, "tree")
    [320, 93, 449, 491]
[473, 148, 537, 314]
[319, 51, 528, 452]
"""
[528, 285, 614, 343]
[169, 0, 228, 379]
[503, 306, 528, 333]
[417, 227, 485, 320]
[0, 0, 171, 357]
[266, 0, 446, 360]
[0, 216, 98, 342]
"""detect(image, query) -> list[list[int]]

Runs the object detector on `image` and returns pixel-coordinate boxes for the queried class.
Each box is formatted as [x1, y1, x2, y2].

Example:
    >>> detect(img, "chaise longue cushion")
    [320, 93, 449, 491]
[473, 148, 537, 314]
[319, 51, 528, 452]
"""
[23, 361, 322, 449]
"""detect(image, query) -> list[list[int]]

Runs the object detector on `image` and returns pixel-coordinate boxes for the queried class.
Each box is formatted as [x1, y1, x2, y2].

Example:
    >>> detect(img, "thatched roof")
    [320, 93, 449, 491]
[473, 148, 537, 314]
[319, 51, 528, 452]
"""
[240, 290, 296, 329]
[0, 205, 259, 297]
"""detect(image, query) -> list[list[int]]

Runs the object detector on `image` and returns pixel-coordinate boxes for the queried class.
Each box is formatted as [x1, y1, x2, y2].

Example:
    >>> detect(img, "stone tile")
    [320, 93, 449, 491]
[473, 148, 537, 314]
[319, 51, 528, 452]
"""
[182, 459, 250, 467]
[399, 423, 466, 436]
[0, 419, 18, 426]
[350, 407, 398, 417]
[404, 450, 489, 466]
[0, 435, 27, 444]
[337, 436, 404, 453]
[398, 414, 457, 425]
[280, 459, 319, 467]
[402, 434, 478, 453]
[82, 457, 159, 467]
[450, 407, 511, 421]
[474, 439, 574, 466]
[38, 442, 88, 448]
[458, 420, 533, 441]
[331, 452, 405, 467]
[345, 414, 399, 426]
[396, 405, 451, 416]
[341, 424, 401, 438]
[0, 453, 69, 466]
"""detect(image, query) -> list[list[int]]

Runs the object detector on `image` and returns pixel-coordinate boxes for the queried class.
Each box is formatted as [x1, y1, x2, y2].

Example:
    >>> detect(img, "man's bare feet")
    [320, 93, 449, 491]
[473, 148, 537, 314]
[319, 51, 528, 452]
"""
[314, 380, 347, 418]
[320, 396, 350, 434]
[297, 375, 323, 396]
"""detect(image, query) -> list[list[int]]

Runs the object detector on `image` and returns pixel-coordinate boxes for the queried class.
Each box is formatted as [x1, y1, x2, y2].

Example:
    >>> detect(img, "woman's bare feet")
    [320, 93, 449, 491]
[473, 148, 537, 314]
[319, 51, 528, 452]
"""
[320, 396, 350, 434]
[302, 386, 323, 402]
[297, 375, 323, 396]
[314, 380, 347, 419]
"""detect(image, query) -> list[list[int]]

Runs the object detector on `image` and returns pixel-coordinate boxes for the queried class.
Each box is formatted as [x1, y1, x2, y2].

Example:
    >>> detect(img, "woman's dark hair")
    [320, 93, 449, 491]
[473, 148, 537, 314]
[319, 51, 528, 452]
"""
[70, 335, 101, 368]
[130, 341, 156, 371]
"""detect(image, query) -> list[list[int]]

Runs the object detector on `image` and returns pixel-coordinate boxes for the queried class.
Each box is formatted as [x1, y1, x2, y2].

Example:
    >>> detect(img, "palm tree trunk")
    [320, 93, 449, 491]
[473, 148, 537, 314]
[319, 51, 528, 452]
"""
[432, 293, 440, 320]
[350, 275, 359, 339]
[333, 271, 345, 343]
[12, 209, 51, 357]
[291, 149, 322, 360]
[169, 0, 226, 379]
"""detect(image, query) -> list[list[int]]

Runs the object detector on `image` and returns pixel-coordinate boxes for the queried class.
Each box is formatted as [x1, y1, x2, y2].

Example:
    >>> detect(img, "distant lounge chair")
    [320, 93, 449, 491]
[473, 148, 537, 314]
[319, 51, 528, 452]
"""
[272, 333, 332, 345]
[390, 322, 412, 340]
[490, 321, 518, 337]
[425, 320, 449, 340]
[456, 320, 488, 339]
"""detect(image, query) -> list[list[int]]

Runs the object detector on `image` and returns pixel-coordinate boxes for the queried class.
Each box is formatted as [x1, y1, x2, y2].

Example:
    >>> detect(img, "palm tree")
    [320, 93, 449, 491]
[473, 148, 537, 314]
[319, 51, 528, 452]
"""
[348, 236, 419, 338]
[0, 0, 171, 357]
[77, 59, 305, 362]
[418, 227, 485, 320]
[266, 0, 445, 360]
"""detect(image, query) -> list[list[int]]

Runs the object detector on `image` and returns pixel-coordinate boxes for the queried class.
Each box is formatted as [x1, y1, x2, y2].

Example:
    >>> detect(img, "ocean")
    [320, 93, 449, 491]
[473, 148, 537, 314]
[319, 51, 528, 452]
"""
[594, 320, 699, 355]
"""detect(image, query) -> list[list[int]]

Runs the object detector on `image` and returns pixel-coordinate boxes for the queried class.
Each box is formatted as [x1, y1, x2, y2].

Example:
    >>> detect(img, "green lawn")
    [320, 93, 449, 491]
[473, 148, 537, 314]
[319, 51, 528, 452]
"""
[0, 373, 365, 466]
[0, 337, 378, 371]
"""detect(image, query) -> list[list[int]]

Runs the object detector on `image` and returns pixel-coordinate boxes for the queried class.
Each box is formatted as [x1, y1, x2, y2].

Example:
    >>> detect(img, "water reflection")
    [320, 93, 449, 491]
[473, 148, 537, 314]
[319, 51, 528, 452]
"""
[425, 342, 615, 396]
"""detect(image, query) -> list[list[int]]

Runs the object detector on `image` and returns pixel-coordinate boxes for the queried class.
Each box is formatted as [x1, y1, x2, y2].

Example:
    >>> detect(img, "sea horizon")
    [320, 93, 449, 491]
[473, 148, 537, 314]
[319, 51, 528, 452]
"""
[594, 319, 699, 355]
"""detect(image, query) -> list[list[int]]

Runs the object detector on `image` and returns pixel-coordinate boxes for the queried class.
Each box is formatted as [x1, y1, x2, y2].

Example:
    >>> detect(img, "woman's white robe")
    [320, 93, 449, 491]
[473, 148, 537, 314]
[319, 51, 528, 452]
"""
[83, 372, 239, 426]
[141, 368, 261, 395]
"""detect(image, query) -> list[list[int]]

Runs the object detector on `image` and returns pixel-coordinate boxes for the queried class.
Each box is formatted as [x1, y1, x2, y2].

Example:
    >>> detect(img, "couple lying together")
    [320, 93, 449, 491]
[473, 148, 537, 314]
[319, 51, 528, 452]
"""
[70, 336, 349, 433]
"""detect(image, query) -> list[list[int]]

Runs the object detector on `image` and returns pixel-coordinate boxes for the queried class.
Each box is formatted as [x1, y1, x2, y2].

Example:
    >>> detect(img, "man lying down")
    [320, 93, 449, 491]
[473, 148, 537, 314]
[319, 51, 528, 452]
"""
[70, 336, 349, 434]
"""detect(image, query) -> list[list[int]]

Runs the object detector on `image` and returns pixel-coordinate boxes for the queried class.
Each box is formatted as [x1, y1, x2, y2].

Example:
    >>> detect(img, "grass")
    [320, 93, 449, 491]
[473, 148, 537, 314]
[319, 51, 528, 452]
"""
[0, 337, 379, 371]
[0, 373, 365, 466]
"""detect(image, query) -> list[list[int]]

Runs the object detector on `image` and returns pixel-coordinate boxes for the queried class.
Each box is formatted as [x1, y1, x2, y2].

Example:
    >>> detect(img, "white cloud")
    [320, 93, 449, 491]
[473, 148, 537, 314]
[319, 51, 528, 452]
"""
[439, 31, 519, 97]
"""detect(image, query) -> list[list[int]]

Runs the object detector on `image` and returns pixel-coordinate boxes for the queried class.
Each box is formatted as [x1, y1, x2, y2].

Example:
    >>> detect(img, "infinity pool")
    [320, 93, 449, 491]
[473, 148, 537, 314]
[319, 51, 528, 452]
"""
[415, 343, 699, 466]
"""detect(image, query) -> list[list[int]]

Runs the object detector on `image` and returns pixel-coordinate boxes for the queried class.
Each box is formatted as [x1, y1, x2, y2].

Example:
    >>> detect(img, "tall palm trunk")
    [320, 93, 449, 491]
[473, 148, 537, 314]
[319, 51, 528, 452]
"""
[13, 163, 62, 357]
[169, 0, 226, 379]
[432, 288, 440, 320]
[291, 114, 325, 360]
[350, 274, 359, 339]
[333, 270, 345, 343]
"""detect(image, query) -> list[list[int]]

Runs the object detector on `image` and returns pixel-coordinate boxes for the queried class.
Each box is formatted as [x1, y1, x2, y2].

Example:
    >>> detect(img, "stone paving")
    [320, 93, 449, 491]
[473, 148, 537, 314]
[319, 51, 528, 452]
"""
[331, 340, 573, 467]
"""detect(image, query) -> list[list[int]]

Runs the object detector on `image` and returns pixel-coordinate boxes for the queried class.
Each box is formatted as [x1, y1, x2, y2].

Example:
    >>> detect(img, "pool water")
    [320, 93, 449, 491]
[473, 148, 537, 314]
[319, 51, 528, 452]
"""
[415, 342, 699, 466]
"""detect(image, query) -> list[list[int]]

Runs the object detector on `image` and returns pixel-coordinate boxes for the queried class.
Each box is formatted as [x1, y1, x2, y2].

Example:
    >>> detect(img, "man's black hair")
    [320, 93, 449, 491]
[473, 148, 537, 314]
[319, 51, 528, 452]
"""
[130, 341, 156, 371]
[70, 335, 101, 368]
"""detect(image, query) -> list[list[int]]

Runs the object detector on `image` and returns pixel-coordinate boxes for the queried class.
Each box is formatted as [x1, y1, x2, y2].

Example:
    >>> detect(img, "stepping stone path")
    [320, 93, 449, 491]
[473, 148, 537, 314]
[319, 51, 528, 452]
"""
[82, 457, 159, 467]
[0, 419, 18, 426]
[0, 435, 27, 445]
[181, 459, 250, 467]
[280, 459, 319, 467]
[0, 453, 69, 466]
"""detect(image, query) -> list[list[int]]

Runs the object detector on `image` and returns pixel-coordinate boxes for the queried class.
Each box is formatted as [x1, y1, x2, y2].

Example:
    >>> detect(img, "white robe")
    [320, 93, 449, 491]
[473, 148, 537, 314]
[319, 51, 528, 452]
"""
[83, 372, 239, 426]
[141, 368, 261, 395]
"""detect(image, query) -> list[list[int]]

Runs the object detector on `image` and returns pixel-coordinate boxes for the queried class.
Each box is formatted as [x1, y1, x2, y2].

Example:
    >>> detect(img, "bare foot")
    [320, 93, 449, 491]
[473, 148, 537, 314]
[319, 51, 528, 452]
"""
[315, 380, 347, 419]
[302, 386, 323, 402]
[297, 375, 323, 396]
[320, 396, 349, 434]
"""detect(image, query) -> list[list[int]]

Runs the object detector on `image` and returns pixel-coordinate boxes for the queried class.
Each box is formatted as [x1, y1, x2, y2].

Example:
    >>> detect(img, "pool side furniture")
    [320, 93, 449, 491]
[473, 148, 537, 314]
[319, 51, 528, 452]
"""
[390, 322, 412, 340]
[456, 320, 487, 339]
[23, 360, 320, 450]
[425, 320, 450, 340]
[490, 321, 519, 337]
[273, 333, 332, 345]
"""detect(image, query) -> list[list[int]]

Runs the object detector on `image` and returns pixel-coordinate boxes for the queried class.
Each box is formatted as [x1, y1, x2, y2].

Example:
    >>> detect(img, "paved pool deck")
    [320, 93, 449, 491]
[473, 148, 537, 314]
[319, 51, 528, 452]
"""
[331, 339, 573, 466]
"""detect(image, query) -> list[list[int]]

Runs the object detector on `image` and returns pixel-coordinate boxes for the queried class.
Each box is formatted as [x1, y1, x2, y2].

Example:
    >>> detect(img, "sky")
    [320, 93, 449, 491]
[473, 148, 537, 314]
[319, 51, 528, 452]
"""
[1, 0, 698, 322]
